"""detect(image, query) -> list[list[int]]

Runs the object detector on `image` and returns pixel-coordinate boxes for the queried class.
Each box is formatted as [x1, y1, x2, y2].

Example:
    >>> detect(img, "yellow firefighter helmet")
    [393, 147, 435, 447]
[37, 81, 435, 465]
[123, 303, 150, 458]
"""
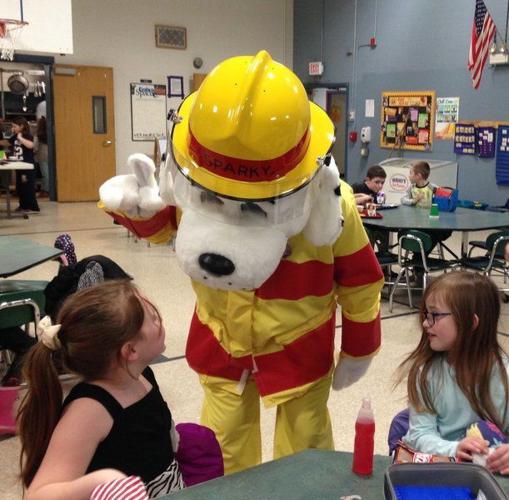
[171, 50, 335, 200]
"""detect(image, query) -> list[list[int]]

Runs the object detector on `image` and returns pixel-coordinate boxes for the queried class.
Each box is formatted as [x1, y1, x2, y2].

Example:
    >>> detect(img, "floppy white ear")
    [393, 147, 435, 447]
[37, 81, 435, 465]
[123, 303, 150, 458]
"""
[302, 156, 342, 247]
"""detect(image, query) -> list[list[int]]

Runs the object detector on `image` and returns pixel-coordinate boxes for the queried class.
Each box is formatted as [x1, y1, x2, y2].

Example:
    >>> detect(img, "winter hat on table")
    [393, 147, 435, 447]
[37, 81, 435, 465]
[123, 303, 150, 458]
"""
[54, 233, 77, 267]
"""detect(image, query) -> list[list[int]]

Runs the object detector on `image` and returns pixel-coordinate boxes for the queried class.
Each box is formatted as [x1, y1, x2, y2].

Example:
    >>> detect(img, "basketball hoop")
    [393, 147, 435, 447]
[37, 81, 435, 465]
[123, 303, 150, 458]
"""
[0, 18, 28, 61]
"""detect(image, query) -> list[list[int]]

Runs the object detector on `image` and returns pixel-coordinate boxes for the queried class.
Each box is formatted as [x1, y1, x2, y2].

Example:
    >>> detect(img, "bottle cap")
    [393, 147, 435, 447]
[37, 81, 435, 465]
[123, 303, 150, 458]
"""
[362, 397, 371, 409]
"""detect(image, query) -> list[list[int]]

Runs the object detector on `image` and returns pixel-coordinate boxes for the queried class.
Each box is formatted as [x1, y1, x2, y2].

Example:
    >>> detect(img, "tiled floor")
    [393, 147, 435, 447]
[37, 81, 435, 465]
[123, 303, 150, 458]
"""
[1, 200, 508, 498]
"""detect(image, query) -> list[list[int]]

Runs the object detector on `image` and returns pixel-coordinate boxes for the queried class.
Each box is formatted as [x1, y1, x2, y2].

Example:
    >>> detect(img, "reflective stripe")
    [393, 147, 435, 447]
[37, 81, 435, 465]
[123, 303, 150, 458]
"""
[186, 312, 335, 397]
[334, 243, 383, 286]
[186, 312, 252, 382]
[253, 315, 335, 396]
[341, 312, 381, 357]
[256, 259, 334, 300]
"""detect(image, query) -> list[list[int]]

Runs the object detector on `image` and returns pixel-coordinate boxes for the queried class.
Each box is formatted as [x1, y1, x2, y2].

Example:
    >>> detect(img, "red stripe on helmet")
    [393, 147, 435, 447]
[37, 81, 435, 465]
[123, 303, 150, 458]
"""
[187, 128, 311, 183]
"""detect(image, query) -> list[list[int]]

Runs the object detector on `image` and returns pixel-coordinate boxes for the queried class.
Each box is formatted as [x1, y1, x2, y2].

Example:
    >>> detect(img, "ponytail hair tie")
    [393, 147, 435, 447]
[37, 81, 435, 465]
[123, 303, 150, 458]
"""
[37, 316, 62, 351]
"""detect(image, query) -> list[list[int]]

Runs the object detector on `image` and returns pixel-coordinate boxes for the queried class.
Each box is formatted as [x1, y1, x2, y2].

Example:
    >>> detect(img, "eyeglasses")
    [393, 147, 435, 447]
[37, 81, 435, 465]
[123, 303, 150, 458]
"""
[423, 310, 452, 326]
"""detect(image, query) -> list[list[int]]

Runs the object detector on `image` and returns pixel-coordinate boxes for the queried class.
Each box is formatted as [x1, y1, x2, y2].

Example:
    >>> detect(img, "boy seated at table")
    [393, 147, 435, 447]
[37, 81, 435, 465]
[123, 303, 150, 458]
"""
[352, 164, 386, 206]
[401, 161, 435, 208]
[400, 161, 452, 259]
[352, 165, 390, 256]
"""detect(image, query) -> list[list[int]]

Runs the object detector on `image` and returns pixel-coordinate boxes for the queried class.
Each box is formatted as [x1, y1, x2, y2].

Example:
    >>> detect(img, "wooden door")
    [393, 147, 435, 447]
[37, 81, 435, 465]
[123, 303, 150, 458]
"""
[53, 65, 116, 201]
[192, 73, 207, 92]
[326, 90, 347, 176]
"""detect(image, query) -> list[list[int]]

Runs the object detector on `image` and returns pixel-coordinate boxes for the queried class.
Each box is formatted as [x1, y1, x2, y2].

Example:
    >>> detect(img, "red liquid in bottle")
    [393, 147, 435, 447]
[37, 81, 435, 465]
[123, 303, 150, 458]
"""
[352, 398, 375, 476]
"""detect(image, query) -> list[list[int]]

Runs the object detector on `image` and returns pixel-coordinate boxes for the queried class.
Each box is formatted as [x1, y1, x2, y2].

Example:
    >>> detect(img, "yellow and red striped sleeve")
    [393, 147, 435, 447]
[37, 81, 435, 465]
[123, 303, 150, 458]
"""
[333, 181, 384, 359]
[97, 202, 178, 244]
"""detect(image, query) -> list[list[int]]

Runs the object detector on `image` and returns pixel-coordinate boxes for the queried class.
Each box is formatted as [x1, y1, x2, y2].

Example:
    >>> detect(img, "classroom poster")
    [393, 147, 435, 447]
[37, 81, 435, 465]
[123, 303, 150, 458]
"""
[435, 97, 460, 140]
[476, 126, 496, 158]
[130, 83, 167, 141]
[380, 91, 435, 151]
[454, 123, 476, 155]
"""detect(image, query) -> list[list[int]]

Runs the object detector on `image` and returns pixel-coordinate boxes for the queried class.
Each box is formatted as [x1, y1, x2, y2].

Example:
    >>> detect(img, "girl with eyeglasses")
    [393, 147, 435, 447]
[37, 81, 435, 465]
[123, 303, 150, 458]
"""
[393, 271, 509, 472]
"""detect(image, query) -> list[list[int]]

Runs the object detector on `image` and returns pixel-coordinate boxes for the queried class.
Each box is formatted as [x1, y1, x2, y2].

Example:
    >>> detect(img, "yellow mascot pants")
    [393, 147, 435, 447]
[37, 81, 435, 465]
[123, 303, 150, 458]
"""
[200, 372, 334, 474]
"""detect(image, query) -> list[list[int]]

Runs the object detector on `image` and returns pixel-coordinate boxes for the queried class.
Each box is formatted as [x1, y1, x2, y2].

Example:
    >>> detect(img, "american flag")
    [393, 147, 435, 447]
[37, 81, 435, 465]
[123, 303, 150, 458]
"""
[468, 0, 496, 89]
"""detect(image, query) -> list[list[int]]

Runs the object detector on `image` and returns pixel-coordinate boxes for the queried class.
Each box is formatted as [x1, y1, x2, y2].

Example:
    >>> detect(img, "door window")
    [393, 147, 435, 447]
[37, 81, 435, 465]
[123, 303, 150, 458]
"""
[92, 96, 107, 134]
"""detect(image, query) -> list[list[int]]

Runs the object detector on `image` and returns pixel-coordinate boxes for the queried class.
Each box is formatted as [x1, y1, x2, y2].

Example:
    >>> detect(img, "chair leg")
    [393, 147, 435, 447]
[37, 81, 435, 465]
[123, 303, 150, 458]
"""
[389, 269, 404, 313]
[423, 272, 428, 291]
[405, 270, 413, 309]
[438, 244, 445, 260]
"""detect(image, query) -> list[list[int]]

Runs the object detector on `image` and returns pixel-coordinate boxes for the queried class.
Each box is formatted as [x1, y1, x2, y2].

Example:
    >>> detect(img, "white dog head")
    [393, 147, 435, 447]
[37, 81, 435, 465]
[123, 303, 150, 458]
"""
[173, 157, 342, 291]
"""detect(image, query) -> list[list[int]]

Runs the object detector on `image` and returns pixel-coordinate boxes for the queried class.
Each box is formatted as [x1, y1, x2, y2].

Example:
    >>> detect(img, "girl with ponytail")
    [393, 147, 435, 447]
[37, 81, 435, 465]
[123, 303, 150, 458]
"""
[18, 280, 183, 499]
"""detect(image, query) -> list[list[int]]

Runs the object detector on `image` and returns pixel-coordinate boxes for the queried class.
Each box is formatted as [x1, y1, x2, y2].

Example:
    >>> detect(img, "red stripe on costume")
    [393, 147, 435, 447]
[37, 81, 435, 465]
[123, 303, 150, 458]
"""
[186, 313, 335, 396]
[108, 206, 177, 239]
[256, 260, 334, 300]
[188, 129, 310, 183]
[253, 315, 335, 396]
[334, 244, 383, 286]
[341, 313, 381, 357]
[186, 313, 253, 380]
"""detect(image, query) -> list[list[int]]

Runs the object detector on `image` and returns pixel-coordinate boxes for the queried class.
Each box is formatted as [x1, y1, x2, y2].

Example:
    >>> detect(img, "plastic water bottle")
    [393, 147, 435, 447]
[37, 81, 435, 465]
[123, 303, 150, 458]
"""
[352, 397, 375, 476]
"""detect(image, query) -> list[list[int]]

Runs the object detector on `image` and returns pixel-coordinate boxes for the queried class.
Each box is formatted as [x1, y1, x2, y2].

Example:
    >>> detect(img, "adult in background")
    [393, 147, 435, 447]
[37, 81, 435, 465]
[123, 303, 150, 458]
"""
[34, 116, 49, 197]
[0, 117, 39, 213]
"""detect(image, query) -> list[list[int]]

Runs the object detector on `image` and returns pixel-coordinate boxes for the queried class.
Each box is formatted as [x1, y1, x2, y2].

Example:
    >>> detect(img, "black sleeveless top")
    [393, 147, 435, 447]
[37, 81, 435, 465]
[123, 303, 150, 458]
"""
[63, 367, 175, 484]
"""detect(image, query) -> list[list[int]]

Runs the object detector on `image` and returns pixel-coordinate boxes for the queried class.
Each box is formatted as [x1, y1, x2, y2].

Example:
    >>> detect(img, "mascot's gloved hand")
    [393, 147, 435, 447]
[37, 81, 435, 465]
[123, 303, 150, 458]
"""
[332, 353, 372, 391]
[99, 153, 166, 217]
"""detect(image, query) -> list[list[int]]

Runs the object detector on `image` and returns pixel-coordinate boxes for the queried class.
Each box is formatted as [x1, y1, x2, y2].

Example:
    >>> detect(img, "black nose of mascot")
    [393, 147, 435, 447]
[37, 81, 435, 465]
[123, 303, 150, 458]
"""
[198, 253, 235, 276]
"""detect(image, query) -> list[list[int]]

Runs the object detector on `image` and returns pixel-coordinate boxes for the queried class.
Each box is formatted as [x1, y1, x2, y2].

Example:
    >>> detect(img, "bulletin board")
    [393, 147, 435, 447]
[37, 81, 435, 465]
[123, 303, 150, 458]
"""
[130, 83, 167, 141]
[380, 91, 435, 151]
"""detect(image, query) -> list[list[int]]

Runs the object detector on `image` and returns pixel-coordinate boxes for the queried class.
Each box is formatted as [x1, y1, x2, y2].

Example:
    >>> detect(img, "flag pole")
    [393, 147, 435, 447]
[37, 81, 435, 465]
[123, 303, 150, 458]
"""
[504, 0, 509, 43]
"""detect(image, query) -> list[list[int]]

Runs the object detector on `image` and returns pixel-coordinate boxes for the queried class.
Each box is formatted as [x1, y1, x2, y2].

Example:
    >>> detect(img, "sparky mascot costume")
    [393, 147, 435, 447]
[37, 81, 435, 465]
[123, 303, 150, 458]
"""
[99, 51, 384, 473]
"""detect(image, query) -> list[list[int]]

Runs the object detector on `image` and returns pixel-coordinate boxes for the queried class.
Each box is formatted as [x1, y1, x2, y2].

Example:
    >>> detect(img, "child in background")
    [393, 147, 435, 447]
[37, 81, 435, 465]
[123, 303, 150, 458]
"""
[395, 272, 509, 472]
[352, 165, 390, 255]
[0, 117, 39, 213]
[18, 281, 184, 498]
[401, 161, 435, 208]
[352, 164, 387, 206]
[400, 161, 451, 256]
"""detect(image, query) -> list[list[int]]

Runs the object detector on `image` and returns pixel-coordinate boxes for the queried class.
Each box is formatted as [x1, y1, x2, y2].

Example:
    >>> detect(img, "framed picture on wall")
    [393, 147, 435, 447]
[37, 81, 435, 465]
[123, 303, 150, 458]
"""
[380, 90, 436, 151]
[167, 75, 184, 98]
[155, 25, 187, 50]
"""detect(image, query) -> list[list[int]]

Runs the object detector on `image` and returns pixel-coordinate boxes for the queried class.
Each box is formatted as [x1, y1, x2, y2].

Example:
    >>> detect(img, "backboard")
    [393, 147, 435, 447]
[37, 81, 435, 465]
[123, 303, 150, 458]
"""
[2, 0, 73, 56]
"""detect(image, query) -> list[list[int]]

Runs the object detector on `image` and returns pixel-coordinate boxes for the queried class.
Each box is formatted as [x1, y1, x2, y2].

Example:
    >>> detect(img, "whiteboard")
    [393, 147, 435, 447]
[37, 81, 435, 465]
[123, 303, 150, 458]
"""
[2, 0, 73, 55]
[130, 83, 167, 142]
